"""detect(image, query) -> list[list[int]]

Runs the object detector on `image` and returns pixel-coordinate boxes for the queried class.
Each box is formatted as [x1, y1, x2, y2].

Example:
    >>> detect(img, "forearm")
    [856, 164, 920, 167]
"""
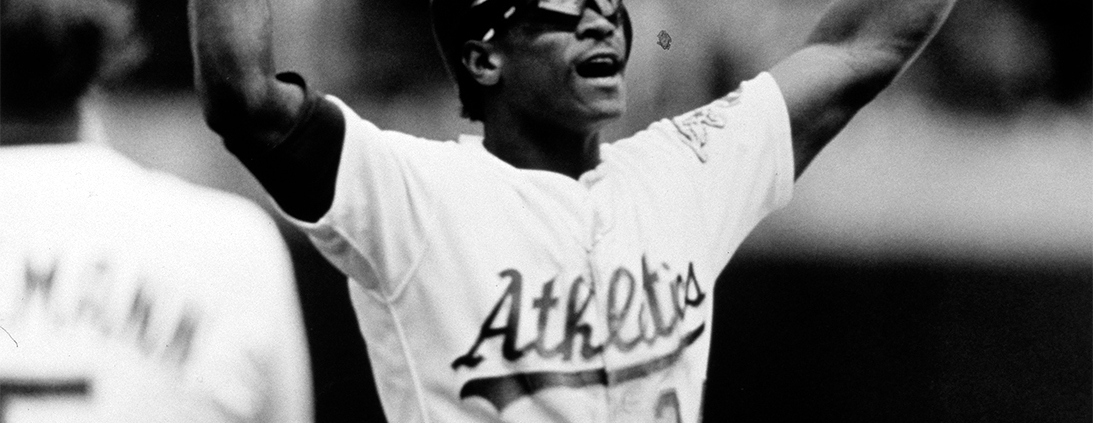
[189, 0, 338, 222]
[768, 0, 954, 178]
[808, 0, 956, 78]
[188, 0, 303, 149]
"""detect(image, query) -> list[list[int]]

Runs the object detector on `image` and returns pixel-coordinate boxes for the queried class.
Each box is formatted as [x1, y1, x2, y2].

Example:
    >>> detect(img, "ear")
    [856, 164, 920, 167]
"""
[461, 40, 502, 87]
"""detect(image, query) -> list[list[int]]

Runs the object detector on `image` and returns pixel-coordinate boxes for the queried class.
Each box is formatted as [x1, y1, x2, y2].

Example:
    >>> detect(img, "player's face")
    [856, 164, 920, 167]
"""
[496, 3, 628, 132]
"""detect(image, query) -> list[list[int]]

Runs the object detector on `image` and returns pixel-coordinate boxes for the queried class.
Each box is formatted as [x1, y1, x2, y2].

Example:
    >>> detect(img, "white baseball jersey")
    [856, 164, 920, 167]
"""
[286, 72, 793, 422]
[0, 142, 313, 422]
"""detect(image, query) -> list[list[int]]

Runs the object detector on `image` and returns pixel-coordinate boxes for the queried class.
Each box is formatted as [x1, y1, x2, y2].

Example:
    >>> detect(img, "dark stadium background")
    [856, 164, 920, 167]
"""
[97, 0, 1091, 421]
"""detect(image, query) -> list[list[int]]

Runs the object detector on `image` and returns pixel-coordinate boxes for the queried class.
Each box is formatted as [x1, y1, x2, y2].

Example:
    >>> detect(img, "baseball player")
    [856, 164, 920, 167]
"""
[190, 0, 955, 421]
[0, 0, 312, 421]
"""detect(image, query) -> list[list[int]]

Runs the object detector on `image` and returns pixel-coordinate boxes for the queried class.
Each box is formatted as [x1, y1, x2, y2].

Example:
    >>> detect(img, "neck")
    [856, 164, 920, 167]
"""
[482, 111, 603, 180]
[1, 104, 83, 147]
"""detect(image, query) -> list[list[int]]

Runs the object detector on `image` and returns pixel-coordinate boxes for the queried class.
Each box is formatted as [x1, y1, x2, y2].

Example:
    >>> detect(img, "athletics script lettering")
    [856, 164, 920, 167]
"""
[451, 256, 707, 412]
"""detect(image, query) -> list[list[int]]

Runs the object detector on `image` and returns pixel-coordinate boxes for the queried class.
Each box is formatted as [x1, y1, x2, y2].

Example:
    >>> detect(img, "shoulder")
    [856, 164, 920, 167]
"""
[132, 162, 277, 238]
[79, 150, 291, 276]
[608, 72, 788, 169]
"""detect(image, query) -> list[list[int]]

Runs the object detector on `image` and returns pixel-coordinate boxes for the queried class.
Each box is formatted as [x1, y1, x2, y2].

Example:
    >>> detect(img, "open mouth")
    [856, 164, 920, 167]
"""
[575, 54, 623, 78]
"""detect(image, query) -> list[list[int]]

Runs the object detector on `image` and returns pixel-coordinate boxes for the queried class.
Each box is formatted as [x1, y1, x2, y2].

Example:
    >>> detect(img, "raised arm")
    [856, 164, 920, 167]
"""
[189, 0, 304, 151]
[769, 0, 956, 178]
[190, 0, 344, 222]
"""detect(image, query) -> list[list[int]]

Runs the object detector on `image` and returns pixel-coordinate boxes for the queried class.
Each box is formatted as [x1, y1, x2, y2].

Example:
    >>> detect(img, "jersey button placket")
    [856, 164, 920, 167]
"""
[588, 177, 620, 421]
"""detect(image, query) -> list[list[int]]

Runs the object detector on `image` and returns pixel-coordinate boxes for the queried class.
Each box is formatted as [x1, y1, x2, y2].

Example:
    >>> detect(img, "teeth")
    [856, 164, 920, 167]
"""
[577, 54, 621, 78]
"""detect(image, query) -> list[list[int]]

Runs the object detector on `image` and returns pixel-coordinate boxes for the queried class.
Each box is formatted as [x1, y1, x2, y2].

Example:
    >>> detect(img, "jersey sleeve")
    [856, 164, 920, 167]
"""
[279, 96, 447, 297]
[228, 73, 345, 223]
[611, 72, 794, 270]
[140, 175, 315, 423]
[220, 202, 314, 423]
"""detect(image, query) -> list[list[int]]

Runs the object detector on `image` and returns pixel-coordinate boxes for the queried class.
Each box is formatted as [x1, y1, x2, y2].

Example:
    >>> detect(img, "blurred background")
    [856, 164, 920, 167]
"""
[19, 0, 1092, 421]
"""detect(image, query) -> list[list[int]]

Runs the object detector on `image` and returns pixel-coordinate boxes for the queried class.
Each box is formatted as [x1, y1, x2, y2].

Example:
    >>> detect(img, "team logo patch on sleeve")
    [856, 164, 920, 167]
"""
[671, 88, 742, 163]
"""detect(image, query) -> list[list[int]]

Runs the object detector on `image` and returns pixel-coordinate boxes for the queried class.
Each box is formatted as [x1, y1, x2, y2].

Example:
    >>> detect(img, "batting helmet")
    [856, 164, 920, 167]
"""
[430, 0, 633, 120]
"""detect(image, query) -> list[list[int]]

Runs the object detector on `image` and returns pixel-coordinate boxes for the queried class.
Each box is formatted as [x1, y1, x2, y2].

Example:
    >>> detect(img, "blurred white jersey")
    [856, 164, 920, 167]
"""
[288, 73, 793, 422]
[0, 142, 313, 423]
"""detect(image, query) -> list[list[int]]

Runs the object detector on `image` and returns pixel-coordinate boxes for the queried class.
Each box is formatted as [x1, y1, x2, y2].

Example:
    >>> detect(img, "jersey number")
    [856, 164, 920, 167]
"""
[0, 379, 91, 423]
[655, 389, 683, 423]
[655, 384, 708, 423]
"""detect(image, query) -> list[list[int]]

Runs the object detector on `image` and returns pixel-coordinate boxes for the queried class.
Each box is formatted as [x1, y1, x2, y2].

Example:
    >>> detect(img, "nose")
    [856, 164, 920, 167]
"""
[576, 6, 618, 41]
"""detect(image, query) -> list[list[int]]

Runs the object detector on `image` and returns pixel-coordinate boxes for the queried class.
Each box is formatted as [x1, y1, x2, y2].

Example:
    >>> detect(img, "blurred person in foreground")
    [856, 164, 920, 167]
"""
[190, 0, 955, 422]
[0, 0, 313, 421]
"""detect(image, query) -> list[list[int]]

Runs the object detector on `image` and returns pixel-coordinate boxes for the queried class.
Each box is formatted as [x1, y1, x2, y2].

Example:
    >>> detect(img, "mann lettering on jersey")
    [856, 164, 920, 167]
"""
[13, 252, 200, 368]
[451, 255, 707, 413]
[1, 250, 206, 421]
[2, 144, 314, 422]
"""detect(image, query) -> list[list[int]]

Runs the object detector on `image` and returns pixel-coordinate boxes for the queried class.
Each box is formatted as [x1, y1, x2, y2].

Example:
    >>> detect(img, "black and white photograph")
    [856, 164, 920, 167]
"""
[1, 0, 1089, 422]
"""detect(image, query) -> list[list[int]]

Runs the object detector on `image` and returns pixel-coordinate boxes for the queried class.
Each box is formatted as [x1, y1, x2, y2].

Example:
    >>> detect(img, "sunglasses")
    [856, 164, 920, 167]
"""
[472, 0, 624, 41]
[535, 0, 621, 17]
